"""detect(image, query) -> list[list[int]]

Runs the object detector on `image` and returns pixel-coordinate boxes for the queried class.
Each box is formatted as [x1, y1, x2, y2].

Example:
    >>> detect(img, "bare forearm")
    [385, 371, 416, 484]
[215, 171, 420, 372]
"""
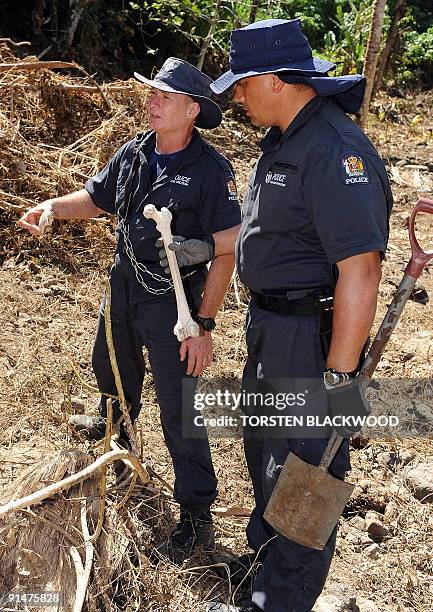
[18, 189, 105, 235]
[212, 224, 240, 256]
[326, 253, 382, 371]
[50, 189, 104, 219]
[198, 254, 235, 318]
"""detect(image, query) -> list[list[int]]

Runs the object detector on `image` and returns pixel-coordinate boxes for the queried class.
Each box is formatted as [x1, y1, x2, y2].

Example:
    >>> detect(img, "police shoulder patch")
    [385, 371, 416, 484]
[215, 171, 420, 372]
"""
[227, 177, 238, 201]
[340, 152, 370, 186]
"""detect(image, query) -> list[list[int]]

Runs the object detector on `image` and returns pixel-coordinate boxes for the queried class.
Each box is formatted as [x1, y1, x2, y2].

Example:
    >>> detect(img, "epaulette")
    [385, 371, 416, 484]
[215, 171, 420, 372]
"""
[202, 140, 236, 176]
[318, 103, 362, 146]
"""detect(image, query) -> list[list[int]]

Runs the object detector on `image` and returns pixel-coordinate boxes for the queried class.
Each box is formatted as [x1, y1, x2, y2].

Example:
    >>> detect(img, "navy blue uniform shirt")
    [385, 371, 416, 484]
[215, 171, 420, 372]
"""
[86, 129, 241, 265]
[236, 97, 393, 294]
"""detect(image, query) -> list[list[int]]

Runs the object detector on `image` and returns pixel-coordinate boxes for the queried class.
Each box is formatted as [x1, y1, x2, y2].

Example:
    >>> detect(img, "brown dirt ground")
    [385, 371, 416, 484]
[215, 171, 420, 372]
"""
[0, 53, 432, 611]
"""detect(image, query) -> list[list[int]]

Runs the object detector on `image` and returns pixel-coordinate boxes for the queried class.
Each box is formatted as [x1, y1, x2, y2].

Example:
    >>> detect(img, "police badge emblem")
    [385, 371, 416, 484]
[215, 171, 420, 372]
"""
[340, 153, 370, 185]
[227, 178, 238, 200]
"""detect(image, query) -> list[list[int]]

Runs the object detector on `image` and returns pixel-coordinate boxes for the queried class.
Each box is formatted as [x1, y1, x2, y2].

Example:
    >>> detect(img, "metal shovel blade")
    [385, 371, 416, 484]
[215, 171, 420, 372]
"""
[263, 452, 354, 550]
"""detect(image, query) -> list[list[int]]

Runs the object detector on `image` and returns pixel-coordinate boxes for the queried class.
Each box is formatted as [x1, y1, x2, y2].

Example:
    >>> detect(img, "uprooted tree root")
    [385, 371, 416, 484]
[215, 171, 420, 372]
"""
[0, 447, 164, 611]
[0, 449, 99, 611]
[0, 441, 254, 611]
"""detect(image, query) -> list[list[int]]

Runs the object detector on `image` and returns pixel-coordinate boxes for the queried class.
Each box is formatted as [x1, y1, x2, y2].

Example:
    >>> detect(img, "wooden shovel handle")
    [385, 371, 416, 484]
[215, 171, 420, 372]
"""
[405, 197, 433, 278]
[321, 198, 433, 470]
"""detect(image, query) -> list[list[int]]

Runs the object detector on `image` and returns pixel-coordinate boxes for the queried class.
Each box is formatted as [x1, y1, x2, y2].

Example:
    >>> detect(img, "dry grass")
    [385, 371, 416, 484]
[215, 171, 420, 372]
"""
[0, 43, 432, 611]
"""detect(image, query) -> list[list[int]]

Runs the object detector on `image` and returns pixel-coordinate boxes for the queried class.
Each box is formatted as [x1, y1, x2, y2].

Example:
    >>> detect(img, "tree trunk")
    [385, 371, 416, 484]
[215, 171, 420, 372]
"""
[358, 0, 388, 127]
[32, 0, 48, 36]
[64, 0, 94, 54]
[373, 0, 406, 96]
[249, 0, 261, 24]
[196, 0, 222, 71]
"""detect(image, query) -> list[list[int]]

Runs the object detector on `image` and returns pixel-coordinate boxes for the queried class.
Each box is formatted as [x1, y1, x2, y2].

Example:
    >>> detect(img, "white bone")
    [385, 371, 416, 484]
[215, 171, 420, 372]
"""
[38, 207, 54, 236]
[144, 204, 200, 341]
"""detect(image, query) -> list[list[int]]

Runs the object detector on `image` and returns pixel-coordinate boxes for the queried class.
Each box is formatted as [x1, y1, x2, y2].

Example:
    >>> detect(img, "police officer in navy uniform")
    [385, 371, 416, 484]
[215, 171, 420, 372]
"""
[18, 58, 241, 563]
[160, 21, 392, 612]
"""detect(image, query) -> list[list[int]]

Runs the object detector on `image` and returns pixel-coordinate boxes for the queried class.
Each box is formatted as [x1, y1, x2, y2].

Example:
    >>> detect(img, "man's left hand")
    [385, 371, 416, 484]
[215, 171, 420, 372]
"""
[156, 235, 215, 274]
[180, 332, 213, 377]
[327, 379, 371, 438]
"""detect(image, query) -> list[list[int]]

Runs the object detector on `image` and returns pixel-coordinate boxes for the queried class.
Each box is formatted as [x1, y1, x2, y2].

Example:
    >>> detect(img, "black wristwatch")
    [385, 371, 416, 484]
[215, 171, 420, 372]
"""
[194, 315, 216, 332]
[324, 367, 358, 389]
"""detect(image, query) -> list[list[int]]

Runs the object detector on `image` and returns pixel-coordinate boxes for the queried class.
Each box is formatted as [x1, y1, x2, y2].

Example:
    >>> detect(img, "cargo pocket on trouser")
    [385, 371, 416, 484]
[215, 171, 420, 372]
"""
[263, 438, 291, 506]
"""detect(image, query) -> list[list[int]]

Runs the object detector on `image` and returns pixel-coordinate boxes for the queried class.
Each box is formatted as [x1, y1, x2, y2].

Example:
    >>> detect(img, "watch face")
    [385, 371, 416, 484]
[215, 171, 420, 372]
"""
[324, 369, 356, 389]
[324, 370, 338, 386]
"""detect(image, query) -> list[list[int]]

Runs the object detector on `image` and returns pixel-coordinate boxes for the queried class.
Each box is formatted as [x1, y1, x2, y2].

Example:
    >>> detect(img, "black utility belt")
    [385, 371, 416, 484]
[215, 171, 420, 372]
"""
[249, 289, 333, 316]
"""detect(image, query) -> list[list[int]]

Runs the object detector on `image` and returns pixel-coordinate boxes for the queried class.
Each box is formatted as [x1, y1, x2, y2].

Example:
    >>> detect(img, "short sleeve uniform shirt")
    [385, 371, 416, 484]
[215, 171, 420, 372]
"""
[85, 129, 241, 264]
[236, 97, 393, 294]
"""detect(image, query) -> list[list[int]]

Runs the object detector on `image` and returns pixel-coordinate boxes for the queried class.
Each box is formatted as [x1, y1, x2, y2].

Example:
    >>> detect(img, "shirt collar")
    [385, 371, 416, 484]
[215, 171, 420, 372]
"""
[141, 128, 204, 165]
[259, 96, 328, 152]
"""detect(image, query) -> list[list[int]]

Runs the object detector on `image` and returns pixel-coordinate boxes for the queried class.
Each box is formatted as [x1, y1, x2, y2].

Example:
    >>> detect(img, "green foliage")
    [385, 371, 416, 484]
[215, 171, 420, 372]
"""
[322, 0, 374, 75]
[404, 26, 433, 65]
[406, 0, 433, 33]
[53, 0, 433, 89]
[397, 24, 433, 84]
[1, 0, 432, 88]
[130, 0, 206, 50]
[381, 4, 433, 87]
[128, 0, 338, 60]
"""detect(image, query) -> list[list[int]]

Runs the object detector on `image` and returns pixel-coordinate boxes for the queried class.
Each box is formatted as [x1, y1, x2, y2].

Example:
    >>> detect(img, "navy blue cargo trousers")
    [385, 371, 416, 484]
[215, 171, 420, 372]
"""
[92, 255, 218, 509]
[242, 302, 350, 612]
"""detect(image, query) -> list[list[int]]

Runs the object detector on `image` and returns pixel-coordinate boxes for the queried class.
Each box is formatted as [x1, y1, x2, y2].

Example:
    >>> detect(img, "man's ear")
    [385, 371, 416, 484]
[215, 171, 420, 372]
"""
[271, 75, 286, 93]
[188, 101, 201, 120]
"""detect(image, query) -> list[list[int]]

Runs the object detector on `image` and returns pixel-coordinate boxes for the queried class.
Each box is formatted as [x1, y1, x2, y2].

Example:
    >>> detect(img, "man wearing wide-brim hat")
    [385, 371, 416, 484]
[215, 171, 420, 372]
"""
[160, 19, 392, 612]
[19, 58, 241, 563]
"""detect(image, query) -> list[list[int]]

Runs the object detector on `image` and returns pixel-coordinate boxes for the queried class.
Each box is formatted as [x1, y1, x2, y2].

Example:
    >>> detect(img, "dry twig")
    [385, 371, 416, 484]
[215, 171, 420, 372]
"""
[104, 279, 139, 454]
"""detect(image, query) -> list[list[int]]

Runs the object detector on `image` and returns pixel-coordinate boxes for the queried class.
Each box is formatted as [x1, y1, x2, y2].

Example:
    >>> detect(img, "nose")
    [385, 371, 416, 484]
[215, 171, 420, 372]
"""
[148, 92, 159, 110]
[233, 83, 244, 104]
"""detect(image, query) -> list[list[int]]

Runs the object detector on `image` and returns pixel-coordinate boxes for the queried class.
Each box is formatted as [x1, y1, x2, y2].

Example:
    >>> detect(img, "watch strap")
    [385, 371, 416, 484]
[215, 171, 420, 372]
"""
[194, 315, 216, 331]
[324, 367, 358, 389]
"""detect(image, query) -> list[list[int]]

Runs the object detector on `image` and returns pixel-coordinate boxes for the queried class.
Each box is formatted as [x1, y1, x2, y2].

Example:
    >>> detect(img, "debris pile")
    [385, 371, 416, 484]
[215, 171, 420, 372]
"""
[0, 41, 150, 268]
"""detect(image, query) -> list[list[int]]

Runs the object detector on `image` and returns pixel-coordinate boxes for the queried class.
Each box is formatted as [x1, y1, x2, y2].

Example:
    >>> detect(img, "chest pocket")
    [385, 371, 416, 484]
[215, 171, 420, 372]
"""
[265, 161, 298, 187]
[259, 160, 305, 233]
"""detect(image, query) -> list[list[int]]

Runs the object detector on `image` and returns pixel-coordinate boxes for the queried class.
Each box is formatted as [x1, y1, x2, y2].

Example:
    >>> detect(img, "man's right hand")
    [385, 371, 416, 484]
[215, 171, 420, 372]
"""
[18, 200, 54, 236]
[156, 235, 215, 274]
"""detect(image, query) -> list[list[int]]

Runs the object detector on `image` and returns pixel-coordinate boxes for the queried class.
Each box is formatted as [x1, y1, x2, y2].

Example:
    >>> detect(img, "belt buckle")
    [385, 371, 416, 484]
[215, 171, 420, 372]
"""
[314, 293, 334, 312]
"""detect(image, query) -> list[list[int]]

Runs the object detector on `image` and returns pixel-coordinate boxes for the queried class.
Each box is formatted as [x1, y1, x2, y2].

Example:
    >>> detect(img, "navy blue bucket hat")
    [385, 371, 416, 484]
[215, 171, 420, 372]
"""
[211, 19, 366, 114]
[279, 73, 366, 114]
[135, 57, 222, 129]
[211, 19, 335, 93]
